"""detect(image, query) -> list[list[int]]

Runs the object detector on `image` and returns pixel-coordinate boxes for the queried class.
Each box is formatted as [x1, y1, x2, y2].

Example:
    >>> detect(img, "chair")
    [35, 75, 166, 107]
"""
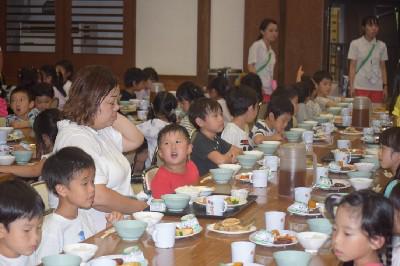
[31, 181, 50, 213]
[142, 166, 159, 195]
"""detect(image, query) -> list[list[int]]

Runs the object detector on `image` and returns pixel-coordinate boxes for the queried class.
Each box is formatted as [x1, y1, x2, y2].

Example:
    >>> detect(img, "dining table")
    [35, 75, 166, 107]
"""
[82, 130, 390, 266]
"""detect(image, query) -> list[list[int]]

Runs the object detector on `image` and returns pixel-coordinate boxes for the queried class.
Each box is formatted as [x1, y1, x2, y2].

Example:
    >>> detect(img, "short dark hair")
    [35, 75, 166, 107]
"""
[271, 85, 299, 101]
[124, 67, 145, 87]
[157, 124, 190, 146]
[10, 86, 34, 102]
[55, 59, 74, 79]
[33, 108, 62, 157]
[188, 98, 222, 129]
[226, 85, 258, 117]
[17, 67, 39, 89]
[265, 95, 294, 119]
[362, 15, 379, 27]
[143, 67, 159, 82]
[42, 147, 95, 195]
[313, 70, 332, 84]
[208, 75, 230, 98]
[0, 179, 44, 230]
[258, 18, 278, 40]
[176, 81, 204, 102]
[147, 91, 177, 123]
[32, 82, 55, 99]
[240, 73, 263, 102]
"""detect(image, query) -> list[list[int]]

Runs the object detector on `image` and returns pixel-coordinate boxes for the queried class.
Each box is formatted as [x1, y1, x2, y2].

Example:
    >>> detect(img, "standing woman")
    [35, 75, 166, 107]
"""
[53, 65, 147, 232]
[248, 18, 278, 102]
[348, 15, 388, 103]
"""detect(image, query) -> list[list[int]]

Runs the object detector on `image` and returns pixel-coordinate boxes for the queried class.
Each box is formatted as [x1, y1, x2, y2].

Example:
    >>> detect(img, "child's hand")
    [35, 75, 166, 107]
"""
[105, 211, 124, 228]
[269, 133, 284, 141]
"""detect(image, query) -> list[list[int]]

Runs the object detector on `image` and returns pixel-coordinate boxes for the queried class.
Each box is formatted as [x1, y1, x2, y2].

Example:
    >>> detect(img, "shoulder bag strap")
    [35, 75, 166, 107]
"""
[256, 52, 272, 74]
[355, 43, 376, 74]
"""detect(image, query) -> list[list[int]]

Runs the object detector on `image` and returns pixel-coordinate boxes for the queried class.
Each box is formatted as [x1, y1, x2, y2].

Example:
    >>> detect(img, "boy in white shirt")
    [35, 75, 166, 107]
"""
[0, 179, 45, 266]
[251, 96, 294, 145]
[222, 85, 259, 151]
[37, 147, 123, 261]
[313, 70, 336, 111]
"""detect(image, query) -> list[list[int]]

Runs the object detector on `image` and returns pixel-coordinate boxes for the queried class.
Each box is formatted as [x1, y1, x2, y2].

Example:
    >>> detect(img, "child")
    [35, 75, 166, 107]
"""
[302, 75, 322, 120]
[31, 83, 55, 112]
[176, 81, 205, 136]
[151, 124, 199, 199]
[121, 67, 146, 101]
[0, 109, 61, 178]
[222, 86, 258, 150]
[189, 98, 241, 176]
[143, 67, 159, 93]
[37, 147, 123, 260]
[137, 91, 177, 167]
[379, 127, 400, 191]
[39, 65, 67, 109]
[326, 190, 393, 266]
[0, 179, 45, 266]
[313, 70, 336, 111]
[208, 75, 232, 124]
[270, 85, 299, 128]
[250, 96, 294, 144]
[7, 87, 38, 128]
[55, 59, 74, 96]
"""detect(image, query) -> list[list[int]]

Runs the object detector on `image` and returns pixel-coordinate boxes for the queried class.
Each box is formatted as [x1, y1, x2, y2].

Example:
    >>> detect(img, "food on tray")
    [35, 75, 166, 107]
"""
[271, 230, 297, 244]
[176, 214, 201, 237]
[238, 173, 251, 180]
[343, 127, 361, 134]
[332, 182, 346, 188]
[176, 227, 194, 236]
[213, 218, 252, 232]
[307, 199, 317, 209]
[224, 197, 240, 205]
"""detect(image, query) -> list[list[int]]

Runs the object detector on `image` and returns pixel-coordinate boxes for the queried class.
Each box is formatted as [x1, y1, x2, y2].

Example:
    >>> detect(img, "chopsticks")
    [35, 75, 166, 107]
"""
[100, 227, 116, 239]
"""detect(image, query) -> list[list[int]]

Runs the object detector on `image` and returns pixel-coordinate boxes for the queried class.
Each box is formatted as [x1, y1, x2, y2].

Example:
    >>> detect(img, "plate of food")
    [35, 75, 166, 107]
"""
[348, 148, 365, 157]
[235, 172, 252, 183]
[316, 179, 351, 191]
[249, 229, 297, 247]
[207, 218, 256, 235]
[195, 196, 247, 208]
[287, 200, 321, 216]
[340, 127, 362, 135]
[328, 162, 357, 173]
[175, 225, 203, 239]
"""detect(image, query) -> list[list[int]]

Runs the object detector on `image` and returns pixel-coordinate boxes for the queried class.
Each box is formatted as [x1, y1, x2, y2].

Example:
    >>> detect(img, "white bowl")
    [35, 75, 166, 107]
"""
[354, 162, 375, 172]
[218, 164, 241, 175]
[297, 231, 329, 253]
[290, 127, 307, 133]
[349, 178, 373, 191]
[63, 243, 98, 262]
[197, 186, 215, 196]
[244, 150, 264, 159]
[175, 186, 200, 202]
[0, 127, 14, 135]
[133, 211, 164, 229]
[304, 120, 318, 126]
[262, 140, 282, 145]
[0, 155, 15, 165]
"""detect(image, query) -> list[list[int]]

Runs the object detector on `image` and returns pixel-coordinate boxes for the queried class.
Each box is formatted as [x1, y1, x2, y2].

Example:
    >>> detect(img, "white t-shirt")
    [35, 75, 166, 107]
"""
[217, 98, 232, 124]
[0, 254, 38, 266]
[347, 36, 388, 91]
[221, 122, 252, 150]
[36, 210, 96, 262]
[53, 86, 66, 110]
[52, 120, 133, 232]
[63, 80, 72, 97]
[393, 236, 400, 266]
[137, 119, 169, 167]
[248, 39, 276, 95]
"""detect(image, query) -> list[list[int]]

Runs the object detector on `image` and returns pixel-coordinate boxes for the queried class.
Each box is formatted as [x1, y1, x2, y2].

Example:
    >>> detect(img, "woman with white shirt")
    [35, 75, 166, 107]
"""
[248, 18, 279, 102]
[53, 65, 147, 232]
[348, 15, 388, 103]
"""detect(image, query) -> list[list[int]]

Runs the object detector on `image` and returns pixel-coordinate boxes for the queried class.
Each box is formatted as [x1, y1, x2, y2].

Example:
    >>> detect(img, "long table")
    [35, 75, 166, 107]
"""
[83, 133, 389, 266]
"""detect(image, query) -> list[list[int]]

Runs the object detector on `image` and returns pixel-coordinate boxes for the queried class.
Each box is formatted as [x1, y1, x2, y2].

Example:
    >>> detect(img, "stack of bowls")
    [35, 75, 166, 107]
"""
[337, 102, 349, 108]
[257, 141, 281, 155]
[315, 116, 330, 124]
[236, 154, 258, 169]
[349, 178, 373, 191]
[303, 120, 318, 128]
[210, 168, 234, 184]
[297, 231, 329, 253]
[42, 254, 82, 266]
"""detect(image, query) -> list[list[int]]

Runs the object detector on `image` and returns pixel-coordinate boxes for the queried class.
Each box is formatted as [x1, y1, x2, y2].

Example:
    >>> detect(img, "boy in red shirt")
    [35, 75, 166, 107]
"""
[151, 124, 199, 198]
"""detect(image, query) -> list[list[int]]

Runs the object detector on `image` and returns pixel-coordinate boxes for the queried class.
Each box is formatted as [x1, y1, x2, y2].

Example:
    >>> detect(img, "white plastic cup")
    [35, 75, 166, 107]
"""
[294, 187, 312, 204]
[363, 127, 374, 136]
[341, 107, 351, 116]
[152, 223, 176, 248]
[206, 195, 228, 216]
[265, 211, 286, 231]
[231, 241, 256, 263]
[251, 169, 268, 188]
[302, 130, 314, 144]
[337, 139, 351, 149]
[231, 189, 249, 202]
[316, 166, 329, 185]
[342, 115, 352, 126]
[264, 155, 279, 171]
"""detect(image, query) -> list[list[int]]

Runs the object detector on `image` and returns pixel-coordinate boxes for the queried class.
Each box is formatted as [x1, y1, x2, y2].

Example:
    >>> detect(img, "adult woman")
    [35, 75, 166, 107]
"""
[248, 18, 278, 102]
[53, 65, 147, 231]
[348, 16, 388, 103]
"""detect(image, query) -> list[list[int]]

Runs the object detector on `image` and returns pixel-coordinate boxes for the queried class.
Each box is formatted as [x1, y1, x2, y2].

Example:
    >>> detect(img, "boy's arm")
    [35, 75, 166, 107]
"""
[253, 133, 283, 144]
[207, 146, 242, 165]
[10, 120, 30, 129]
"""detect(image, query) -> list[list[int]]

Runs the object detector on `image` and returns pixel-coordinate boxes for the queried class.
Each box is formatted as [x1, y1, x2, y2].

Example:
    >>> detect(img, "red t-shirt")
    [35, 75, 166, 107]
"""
[151, 160, 200, 199]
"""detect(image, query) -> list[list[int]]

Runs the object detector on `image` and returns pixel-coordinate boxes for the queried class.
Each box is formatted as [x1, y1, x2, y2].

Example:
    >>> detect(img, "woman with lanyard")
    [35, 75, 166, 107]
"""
[348, 15, 388, 103]
[248, 18, 278, 102]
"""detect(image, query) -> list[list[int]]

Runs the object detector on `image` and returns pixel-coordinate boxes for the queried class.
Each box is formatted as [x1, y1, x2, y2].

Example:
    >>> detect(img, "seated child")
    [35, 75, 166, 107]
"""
[37, 147, 122, 260]
[151, 124, 199, 199]
[207, 75, 232, 123]
[176, 81, 205, 137]
[313, 70, 336, 111]
[39, 65, 66, 109]
[143, 67, 159, 96]
[250, 96, 294, 144]
[32, 83, 55, 112]
[240, 73, 264, 119]
[0, 179, 45, 266]
[121, 67, 146, 101]
[55, 59, 74, 97]
[303, 76, 322, 120]
[7, 87, 39, 128]
[189, 98, 242, 176]
[270, 85, 299, 128]
[222, 85, 258, 150]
